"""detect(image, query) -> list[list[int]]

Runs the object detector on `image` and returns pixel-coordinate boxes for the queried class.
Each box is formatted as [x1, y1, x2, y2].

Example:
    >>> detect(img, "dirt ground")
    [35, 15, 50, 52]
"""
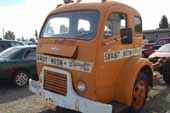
[145, 76, 170, 113]
[0, 76, 170, 113]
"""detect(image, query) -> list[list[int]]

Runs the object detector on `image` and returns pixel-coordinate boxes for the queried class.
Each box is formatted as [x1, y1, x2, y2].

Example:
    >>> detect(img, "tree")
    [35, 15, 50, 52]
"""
[29, 38, 36, 42]
[21, 36, 25, 41]
[17, 38, 21, 41]
[4, 30, 15, 40]
[159, 15, 169, 29]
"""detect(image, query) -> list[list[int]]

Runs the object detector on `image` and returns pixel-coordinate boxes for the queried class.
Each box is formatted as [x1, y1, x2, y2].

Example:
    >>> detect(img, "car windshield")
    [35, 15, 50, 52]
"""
[40, 10, 100, 41]
[157, 45, 170, 52]
[0, 47, 21, 59]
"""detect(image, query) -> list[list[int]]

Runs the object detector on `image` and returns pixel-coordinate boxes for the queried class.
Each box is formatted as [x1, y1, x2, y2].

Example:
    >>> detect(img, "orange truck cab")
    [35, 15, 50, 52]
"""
[29, 0, 154, 113]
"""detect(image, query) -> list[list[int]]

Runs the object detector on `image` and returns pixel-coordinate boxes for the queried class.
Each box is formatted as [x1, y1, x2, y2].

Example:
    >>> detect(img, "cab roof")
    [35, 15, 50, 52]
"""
[50, 1, 140, 17]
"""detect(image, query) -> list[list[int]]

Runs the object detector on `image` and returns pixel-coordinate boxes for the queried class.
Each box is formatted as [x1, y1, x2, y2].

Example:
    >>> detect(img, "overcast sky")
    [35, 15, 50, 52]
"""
[0, 0, 170, 39]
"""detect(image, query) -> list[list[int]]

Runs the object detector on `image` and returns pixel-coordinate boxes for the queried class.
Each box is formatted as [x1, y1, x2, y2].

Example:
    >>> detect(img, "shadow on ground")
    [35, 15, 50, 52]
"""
[38, 107, 81, 113]
[38, 104, 134, 113]
[0, 80, 33, 104]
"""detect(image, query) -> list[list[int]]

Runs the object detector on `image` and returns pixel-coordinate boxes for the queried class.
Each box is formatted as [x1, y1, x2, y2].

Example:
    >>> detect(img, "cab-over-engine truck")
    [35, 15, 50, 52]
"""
[29, 0, 154, 113]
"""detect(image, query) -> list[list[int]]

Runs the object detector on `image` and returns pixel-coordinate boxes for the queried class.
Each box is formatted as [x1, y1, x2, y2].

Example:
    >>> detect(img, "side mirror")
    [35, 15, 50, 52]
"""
[120, 28, 132, 44]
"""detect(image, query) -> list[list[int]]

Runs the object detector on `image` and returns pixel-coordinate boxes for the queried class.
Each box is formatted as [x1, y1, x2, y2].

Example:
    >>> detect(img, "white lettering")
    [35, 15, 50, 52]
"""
[104, 48, 142, 62]
[37, 55, 93, 73]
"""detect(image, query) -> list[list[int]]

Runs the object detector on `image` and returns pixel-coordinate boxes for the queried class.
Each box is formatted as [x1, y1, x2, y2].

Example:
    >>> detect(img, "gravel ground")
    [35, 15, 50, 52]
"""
[0, 81, 49, 113]
[145, 76, 170, 113]
[0, 76, 170, 113]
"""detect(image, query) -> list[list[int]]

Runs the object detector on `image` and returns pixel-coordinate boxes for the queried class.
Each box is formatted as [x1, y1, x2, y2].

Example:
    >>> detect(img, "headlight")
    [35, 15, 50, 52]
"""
[149, 57, 158, 63]
[77, 81, 86, 92]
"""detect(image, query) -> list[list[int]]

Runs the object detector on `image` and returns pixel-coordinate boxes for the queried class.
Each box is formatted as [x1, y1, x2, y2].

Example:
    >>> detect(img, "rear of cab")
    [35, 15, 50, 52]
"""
[29, 1, 150, 113]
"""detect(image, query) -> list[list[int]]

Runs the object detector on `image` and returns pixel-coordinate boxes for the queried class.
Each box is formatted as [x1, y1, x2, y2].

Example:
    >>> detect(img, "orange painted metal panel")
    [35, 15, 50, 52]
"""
[36, 1, 153, 107]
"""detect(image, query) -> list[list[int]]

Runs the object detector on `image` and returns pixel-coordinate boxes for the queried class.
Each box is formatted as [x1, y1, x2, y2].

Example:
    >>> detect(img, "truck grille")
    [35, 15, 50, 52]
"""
[44, 70, 67, 96]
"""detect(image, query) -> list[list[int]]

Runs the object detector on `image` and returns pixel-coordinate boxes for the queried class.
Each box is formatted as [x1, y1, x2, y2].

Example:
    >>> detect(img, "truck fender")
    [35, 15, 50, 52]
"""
[114, 57, 153, 106]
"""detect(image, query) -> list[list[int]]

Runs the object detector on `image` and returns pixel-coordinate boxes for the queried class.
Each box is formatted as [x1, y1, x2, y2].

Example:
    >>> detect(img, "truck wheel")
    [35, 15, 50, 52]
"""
[131, 72, 149, 113]
[13, 71, 29, 87]
[162, 58, 170, 85]
[56, 107, 62, 113]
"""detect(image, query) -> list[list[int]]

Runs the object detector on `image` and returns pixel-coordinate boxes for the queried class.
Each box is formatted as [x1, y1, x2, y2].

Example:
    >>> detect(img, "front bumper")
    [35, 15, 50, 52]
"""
[29, 66, 112, 113]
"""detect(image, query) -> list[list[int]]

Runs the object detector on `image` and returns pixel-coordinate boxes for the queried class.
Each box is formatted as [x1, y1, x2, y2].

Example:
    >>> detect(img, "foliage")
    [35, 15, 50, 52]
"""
[21, 36, 25, 41]
[4, 31, 15, 40]
[29, 38, 36, 42]
[17, 38, 21, 41]
[159, 15, 169, 29]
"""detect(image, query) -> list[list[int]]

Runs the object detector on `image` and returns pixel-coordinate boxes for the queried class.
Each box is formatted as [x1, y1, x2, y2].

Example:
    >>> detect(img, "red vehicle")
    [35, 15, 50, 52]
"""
[142, 45, 161, 58]
[144, 37, 170, 49]
[142, 37, 170, 58]
[149, 43, 170, 84]
[143, 43, 155, 49]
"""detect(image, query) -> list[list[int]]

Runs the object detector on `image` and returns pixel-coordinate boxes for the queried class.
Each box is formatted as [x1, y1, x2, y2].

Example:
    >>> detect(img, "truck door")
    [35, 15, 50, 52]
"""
[97, 11, 134, 101]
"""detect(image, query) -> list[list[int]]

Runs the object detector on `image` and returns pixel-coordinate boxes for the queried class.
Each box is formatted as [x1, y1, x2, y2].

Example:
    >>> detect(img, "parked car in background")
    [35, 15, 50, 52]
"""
[0, 45, 37, 87]
[149, 43, 170, 84]
[21, 41, 37, 45]
[143, 37, 170, 49]
[0, 40, 23, 53]
[156, 37, 170, 46]
[142, 39, 149, 48]
[142, 45, 161, 58]
[142, 37, 170, 58]
[143, 42, 155, 50]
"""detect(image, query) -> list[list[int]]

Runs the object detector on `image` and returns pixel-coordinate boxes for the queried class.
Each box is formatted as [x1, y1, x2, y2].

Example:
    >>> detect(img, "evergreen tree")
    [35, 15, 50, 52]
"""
[159, 15, 169, 28]
[21, 36, 25, 41]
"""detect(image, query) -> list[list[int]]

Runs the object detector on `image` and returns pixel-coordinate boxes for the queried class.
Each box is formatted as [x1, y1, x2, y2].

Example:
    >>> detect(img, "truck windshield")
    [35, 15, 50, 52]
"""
[40, 10, 100, 41]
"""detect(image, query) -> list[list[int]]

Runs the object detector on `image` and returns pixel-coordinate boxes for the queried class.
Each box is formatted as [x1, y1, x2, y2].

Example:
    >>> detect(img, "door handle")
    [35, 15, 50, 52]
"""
[102, 38, 119, 46]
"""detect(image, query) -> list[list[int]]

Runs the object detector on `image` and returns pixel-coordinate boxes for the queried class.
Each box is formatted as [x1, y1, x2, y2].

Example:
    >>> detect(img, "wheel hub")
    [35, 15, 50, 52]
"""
[16, 72, 28, 86]
[132, 80, 146, 109]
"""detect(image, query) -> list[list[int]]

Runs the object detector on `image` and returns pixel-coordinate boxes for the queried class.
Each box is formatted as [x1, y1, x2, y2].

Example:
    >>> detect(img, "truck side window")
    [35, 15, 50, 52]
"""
[104, 13, 127, 38]
[134, 17, 142, 34]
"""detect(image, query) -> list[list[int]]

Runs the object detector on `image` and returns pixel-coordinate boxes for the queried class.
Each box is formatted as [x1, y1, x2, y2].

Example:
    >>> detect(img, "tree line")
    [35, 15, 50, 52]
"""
[2, 30, 36, 42]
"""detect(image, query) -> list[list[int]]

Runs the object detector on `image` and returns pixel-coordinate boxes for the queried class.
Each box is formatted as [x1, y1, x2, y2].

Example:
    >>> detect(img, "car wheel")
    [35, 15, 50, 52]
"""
[162, 58, 170, 85]
[13, 71, 29, 87]
[130, 72, 149, 113]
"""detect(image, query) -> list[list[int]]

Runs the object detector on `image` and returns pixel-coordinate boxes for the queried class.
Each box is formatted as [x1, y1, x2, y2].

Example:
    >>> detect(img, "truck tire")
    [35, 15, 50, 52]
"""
[162, 58, 170, 85]
[130, 72, 149, 113]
